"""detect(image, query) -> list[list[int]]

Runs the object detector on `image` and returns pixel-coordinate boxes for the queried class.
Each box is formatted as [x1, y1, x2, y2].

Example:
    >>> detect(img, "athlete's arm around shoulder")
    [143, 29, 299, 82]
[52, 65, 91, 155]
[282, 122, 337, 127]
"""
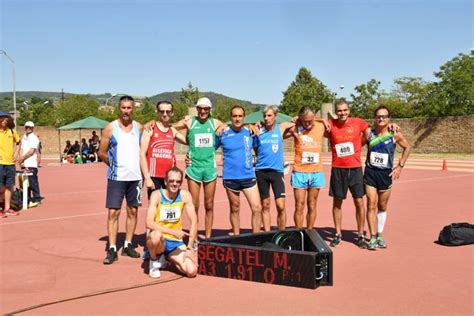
[172, 127, 188, 145]
[362, 125, 371, 146]
[282, 123, 297, 139]
[181, 189, 197, 248]
[136, 121, 143, 134]
[280, 121, 295, 139]
[140, 127, 153, 187]
[173, 116, 192, 131]
[98, 122, 114, 166]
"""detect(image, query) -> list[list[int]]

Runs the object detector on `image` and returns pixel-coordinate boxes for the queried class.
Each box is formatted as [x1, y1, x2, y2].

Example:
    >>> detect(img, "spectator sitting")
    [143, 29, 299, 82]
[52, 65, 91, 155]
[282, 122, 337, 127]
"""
[62, 140, 74, 163]
[88, 138, 97, 162]
[80, 138, 89, 162]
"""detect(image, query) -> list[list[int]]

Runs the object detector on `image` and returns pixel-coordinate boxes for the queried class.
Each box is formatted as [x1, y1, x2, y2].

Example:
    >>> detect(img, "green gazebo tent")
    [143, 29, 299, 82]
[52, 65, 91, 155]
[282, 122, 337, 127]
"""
[57, 116, 109, 161]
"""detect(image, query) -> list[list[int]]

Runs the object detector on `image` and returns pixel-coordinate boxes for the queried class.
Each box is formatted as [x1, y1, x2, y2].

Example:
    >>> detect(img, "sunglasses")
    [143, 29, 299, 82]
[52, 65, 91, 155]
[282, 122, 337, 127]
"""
[376, 115, 389, 120]
[159, 110, 173, 115]
[196, 106, 210, 112]
[168, 179, 182, 184]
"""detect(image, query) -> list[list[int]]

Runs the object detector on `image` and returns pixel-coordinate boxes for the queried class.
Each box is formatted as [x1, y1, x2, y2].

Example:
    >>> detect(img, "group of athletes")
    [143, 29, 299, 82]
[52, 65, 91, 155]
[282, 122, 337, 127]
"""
[97, 95, 411, 279]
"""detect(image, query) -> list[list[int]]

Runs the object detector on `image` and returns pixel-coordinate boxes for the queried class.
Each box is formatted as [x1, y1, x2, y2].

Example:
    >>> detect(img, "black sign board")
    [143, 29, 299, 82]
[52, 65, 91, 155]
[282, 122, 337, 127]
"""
[198, 228, 333, 289]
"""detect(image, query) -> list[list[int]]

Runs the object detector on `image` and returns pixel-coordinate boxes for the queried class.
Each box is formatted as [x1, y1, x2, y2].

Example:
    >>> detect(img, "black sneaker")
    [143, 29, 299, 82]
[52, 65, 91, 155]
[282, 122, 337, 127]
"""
[357, 235, 368, 249]
[121, 244, 140, 258]
[103, 248, 118, 264]
[330, 234, 342, 247]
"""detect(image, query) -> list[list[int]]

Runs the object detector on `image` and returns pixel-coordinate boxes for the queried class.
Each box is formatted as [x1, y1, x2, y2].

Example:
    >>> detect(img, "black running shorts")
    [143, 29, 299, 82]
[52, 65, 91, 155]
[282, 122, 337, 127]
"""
[256, 169, 286, 200]
[329, 167, 365, 200]
[363, 166, 393, 191]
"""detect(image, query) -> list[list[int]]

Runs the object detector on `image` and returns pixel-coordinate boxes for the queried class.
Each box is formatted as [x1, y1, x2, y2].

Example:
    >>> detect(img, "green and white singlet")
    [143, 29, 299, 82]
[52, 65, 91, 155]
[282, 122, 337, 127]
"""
[186, 117, 217, 182]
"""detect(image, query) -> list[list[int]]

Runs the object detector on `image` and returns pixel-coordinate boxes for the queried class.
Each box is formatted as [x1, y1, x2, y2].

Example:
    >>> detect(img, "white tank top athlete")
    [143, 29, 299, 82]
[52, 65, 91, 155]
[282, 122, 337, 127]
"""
[107, 120, 142, 181]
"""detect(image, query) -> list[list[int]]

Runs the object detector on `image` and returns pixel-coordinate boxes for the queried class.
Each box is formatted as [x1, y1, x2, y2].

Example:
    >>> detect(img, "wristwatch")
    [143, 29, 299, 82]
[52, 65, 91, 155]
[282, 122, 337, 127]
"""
[399, 162, 405, 168]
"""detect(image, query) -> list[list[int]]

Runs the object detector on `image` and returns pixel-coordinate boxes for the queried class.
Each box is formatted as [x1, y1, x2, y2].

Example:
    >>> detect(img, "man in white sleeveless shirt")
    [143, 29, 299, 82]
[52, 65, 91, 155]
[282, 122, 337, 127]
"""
[99, 95, 144, 264]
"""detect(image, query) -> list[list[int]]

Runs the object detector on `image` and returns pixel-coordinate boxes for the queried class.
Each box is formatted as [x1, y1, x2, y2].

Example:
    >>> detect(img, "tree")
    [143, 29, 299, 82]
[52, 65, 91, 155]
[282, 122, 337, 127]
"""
[381, 77, 430, 118]
[280, 67, 332, 117]
[423, 51, 474, 116]
[133, 100, 156, 124]
[212, 98, 252, 122]
[350, 79, 381, 118]
[53, 95, 100, 127]
[170, 101, 188, 124]
[180, 82, 200, 108]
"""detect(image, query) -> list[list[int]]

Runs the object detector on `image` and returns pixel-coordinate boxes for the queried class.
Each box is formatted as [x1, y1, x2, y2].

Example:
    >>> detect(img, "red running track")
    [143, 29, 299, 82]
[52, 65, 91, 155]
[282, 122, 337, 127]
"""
[0, 161, 473, 315]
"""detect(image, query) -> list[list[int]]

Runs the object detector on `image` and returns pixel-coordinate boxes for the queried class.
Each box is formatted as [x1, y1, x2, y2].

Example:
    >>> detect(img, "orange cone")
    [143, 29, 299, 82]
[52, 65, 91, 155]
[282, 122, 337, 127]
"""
[442, 159, 448, 171]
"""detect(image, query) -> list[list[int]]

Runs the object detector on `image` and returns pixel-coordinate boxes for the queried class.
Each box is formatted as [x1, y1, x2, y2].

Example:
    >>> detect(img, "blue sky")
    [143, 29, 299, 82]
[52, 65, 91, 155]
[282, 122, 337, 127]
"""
[1, 0, 472, 105]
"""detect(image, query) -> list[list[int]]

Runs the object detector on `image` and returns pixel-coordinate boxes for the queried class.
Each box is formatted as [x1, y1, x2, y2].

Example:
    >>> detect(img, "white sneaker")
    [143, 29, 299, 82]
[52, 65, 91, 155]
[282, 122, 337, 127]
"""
[157, 254, 169, 269]
[149, 259, 161, 278]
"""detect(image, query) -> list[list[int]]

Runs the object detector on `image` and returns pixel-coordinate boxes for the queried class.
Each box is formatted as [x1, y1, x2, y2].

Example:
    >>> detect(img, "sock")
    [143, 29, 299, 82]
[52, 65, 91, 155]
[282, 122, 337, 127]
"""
[377, 211, 387, 234]
[124, 240, 132, 248]
[109, 245, 117, 251]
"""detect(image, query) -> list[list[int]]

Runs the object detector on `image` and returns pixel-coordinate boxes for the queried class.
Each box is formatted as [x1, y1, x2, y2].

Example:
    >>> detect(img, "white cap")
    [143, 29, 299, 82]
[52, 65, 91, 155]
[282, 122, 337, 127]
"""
[25, 121, 35, 127]
[196, 97, 212, 108]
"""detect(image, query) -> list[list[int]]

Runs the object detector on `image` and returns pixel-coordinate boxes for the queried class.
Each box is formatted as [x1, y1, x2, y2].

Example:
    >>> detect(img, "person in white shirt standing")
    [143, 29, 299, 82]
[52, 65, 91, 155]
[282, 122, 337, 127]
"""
[98, 95, 144, 265]
[19, 121, 41, 208]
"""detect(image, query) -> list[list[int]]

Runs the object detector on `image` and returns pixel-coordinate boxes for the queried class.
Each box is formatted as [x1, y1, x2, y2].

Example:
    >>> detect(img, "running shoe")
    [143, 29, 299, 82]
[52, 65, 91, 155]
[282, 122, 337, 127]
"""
[5, 209, 20, 216]
[149, 259, 161, 278]
[367, 236, 378, 250]
[103, 248, 118, 265]
[377, 235, 387, 248]
[357, 235, 368, 249]
[330, 234, 342, 247]
[157, 254, 169, 269]
[0, 211, 7, 218]
[28, 201, 40, 208]
[121, 244, 140, 258]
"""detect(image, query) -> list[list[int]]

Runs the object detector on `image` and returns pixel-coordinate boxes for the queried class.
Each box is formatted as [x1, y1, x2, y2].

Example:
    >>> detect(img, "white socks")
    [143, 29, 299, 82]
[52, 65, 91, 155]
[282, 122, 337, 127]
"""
[377, 211, 387, 234]
[124, 241, 132, 248]
[109, 245, 117, 251]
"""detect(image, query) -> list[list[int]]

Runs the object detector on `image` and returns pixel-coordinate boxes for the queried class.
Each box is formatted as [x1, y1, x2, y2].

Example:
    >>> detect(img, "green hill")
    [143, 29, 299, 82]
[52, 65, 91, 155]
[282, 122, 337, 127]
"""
[0, 91, 267, 110]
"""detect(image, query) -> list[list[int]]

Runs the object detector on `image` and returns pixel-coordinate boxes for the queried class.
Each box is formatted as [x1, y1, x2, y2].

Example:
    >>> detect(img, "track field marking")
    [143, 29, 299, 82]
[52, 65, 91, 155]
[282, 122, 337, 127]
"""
[2, 173, 471, 227]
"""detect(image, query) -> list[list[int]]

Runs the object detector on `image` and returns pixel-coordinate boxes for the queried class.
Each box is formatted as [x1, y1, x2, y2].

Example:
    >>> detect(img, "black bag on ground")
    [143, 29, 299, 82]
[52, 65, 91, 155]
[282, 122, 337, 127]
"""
[438, 223, 474, 246]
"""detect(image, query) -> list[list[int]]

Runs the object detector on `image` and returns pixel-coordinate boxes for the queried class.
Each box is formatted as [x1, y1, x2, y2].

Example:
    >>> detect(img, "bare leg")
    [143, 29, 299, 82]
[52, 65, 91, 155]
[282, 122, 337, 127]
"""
[377, 190, 392, 212]
[275, 197, 286, 230]
[294, 188, 307, 228]
[4, 186, 12, 211]
[187, 178, 201, 220]
[203, 180, 217, 238]
[107, 209, 121, 246]
[226, 189, 241, 235]
[146, 230, 166, 260]
[261, 197, 271, 231]
[306, 188, 320, 229]
[365, 185, 378, 236]
[354, 197, 366, 235]
[125, 206, 138, 242]
[168, 247, 198, 278]
[242, 186, 262, 233]
[332, 198, 343, 235]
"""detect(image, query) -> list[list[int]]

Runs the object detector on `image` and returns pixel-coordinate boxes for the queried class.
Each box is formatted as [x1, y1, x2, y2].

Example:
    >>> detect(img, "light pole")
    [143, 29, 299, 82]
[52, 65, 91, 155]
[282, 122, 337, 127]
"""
[1, 50, 16, 126]
[105, 93, 117, 107]
[333, 85, 345, 106]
